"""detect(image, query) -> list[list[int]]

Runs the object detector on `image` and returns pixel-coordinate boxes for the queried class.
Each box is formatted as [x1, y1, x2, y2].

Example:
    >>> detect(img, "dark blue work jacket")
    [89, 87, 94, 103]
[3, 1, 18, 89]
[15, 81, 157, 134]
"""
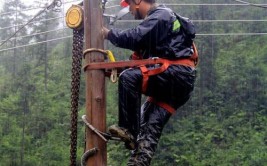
[107, 5, 196, 59]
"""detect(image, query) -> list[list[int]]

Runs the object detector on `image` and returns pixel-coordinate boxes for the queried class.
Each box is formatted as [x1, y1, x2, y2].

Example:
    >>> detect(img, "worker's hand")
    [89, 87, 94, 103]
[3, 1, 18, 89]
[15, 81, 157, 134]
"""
[102, 27, 110, 39]
[129, 52, 143, 60]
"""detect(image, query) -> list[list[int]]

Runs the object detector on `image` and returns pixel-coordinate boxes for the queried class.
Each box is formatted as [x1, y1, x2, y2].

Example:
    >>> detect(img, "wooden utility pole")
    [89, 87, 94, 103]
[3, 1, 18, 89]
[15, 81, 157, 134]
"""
[84, 0, 107, 165]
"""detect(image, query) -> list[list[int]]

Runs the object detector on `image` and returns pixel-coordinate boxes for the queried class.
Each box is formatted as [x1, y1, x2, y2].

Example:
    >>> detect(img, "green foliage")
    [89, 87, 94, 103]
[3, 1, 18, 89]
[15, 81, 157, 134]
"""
[0, 0, 267, 165]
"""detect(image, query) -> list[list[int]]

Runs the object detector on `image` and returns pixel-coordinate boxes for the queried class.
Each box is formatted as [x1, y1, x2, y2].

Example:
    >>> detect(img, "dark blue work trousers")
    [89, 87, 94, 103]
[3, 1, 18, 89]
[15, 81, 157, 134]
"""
[118, 64, 196, 166]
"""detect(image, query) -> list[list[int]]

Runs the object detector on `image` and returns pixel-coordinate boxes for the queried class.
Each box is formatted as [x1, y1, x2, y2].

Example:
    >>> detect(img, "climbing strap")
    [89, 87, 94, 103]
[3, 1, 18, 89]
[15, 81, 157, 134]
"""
[83, 43, 198, 71]
[83, 55, 196, 71]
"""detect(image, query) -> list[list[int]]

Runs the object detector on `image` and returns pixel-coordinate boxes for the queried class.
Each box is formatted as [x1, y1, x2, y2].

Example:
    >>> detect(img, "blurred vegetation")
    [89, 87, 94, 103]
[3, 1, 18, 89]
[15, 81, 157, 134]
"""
[0, 0, 266, 165]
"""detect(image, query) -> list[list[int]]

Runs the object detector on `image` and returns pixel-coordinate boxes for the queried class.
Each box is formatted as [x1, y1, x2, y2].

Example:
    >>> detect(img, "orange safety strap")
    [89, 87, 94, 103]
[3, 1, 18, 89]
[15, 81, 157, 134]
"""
[82, 44, 198, 114]
[139, 43, 198, 114]
[139, 43, 198, 93]
[147, 97, 176, 114]
[139, 62, 169, 93]
[139, 58, 195, 93]
[83, 43, 198, 71]
[139, 58, 193, 114]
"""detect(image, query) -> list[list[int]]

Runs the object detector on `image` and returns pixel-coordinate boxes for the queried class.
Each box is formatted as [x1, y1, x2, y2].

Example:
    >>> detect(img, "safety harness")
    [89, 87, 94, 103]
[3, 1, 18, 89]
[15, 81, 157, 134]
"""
[139, 43, 198, 114]
[83, 43, 198, 115]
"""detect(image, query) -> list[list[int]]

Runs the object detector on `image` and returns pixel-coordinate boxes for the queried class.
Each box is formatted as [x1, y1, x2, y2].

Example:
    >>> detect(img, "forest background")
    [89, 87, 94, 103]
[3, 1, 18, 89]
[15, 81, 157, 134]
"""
[0, 0, 266, 165]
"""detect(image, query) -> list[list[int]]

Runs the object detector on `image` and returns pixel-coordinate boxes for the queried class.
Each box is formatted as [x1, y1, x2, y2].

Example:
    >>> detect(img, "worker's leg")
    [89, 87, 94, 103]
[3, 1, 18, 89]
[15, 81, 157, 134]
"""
[145, 65, 196, 109]
[127, 65, 196, 165]
[118, 68, 143, 138]
[127, 101, 171, 166]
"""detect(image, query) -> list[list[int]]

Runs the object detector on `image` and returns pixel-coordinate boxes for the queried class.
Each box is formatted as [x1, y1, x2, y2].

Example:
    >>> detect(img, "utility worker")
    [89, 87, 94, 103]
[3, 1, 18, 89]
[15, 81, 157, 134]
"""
[102, 0, 197, 165]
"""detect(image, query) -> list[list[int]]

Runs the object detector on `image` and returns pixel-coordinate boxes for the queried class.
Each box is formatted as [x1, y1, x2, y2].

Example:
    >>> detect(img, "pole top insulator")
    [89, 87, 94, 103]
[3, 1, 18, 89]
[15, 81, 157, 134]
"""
[65, 5, 84, 29]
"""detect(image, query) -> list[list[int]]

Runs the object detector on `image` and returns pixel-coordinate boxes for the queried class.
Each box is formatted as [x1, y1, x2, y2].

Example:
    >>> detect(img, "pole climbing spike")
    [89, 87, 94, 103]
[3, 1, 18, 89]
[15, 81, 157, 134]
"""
[81, 147, 98, 166]
[82, 115, 108, 142]
[82, 115, 123, 141]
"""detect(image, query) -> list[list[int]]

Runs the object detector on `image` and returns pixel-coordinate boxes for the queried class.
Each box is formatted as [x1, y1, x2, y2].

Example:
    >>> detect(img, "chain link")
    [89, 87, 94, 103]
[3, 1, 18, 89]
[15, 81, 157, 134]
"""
[70, 29, 84, 166]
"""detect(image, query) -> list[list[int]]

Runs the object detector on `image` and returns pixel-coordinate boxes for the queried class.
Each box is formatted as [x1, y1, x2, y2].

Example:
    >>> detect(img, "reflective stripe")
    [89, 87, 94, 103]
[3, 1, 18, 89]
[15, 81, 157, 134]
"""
[173, 20, 181, 32]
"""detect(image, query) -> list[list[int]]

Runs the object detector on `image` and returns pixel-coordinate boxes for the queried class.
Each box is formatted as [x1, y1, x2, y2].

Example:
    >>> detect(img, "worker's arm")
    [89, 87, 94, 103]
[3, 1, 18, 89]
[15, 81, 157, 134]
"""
[104, 10, 170, 51]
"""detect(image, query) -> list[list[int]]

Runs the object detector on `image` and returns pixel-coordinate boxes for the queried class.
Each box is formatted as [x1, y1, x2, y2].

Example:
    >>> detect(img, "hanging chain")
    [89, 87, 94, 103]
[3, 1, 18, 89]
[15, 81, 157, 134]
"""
[70, 28, 84, 166]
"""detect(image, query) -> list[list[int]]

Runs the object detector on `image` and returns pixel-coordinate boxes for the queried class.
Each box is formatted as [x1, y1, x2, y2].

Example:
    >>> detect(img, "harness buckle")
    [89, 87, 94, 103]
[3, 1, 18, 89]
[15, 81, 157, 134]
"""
[151, 57, 159, 60]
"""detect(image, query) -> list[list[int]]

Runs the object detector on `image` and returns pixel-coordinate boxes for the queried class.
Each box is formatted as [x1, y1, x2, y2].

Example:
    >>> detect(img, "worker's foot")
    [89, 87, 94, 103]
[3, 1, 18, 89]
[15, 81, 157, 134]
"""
[124, 141, 136, 150]
[108, 125, 135, 142]
[108, 125, 136, 150]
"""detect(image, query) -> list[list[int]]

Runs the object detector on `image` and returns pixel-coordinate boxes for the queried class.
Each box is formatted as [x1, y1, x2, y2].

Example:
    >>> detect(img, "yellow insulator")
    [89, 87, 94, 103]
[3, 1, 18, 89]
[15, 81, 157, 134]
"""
[65, 5, 84, 29]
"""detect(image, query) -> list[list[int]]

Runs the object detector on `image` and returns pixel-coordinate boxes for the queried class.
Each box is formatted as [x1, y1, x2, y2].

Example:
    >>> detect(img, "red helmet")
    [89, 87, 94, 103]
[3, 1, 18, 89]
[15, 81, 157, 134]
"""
[120, 0, 129, 7]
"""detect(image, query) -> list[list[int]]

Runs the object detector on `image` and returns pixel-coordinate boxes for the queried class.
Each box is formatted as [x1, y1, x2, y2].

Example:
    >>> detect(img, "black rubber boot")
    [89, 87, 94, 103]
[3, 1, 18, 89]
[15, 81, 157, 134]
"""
[127, 102, 171, 166]
[108, 125, 136, 150]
